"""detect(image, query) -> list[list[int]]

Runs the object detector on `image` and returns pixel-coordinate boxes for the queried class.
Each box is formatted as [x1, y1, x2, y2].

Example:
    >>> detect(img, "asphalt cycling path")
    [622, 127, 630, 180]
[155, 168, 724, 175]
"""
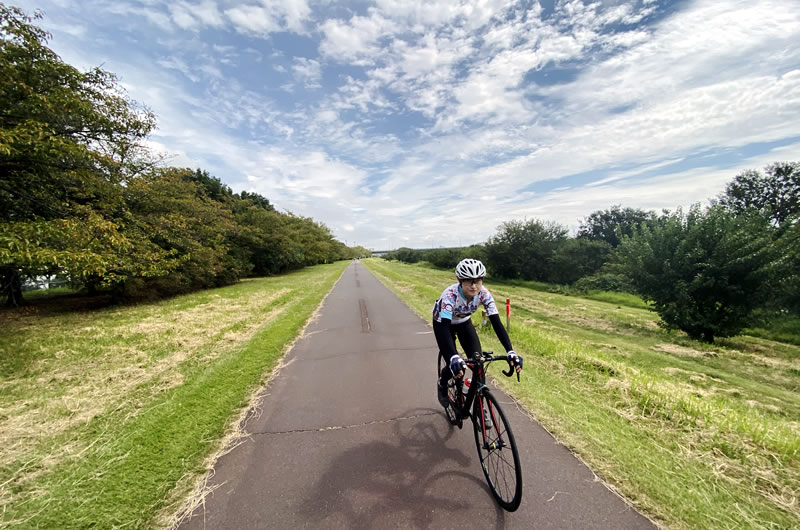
[180, 261, 656, 529]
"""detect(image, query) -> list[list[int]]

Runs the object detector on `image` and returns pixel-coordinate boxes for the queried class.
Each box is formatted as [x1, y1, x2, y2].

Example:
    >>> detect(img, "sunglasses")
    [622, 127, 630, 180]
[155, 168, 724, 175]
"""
[461, 278, 484, 285]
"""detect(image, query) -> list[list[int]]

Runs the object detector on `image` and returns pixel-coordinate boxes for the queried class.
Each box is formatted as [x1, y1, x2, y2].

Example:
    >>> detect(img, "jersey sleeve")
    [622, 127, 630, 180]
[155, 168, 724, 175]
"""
[482, 289, 499, 317]
[438, 289, 457, 320]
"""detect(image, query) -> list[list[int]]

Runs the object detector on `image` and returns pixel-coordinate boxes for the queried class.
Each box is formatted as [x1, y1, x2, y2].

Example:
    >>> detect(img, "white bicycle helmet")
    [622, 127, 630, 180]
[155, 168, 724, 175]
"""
[455, 258, 486, 280]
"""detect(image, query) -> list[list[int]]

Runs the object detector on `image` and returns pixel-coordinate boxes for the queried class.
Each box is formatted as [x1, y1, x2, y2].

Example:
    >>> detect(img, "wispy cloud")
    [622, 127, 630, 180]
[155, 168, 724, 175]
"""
[13, 0, 800, 248]
[291, 57, 321, 88]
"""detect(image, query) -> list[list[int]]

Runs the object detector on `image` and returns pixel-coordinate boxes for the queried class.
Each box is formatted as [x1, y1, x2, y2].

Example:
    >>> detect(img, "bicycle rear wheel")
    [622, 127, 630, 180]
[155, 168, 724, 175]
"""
[472, 389, 522, 511]
[438, 353, 463, 427]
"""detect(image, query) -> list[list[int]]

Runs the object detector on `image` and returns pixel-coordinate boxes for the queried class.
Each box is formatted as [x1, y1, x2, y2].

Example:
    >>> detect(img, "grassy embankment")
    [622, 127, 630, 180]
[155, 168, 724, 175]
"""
[0, 261, 348, 528]
[362, 258, 799, 530]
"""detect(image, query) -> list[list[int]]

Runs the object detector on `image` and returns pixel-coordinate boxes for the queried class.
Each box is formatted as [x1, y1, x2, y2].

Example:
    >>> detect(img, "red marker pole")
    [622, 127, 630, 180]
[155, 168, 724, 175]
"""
[506, 298, 510, 330]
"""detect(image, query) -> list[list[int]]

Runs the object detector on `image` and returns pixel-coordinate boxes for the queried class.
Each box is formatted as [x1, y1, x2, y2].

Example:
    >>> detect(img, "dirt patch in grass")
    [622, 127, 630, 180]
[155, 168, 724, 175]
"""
[739, 351, 800, 372]
[652, 343, 712, 358]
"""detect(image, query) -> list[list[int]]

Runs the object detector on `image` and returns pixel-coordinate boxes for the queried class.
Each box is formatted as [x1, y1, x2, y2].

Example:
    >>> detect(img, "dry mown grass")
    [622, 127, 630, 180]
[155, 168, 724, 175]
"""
[0, 288, 290, 510]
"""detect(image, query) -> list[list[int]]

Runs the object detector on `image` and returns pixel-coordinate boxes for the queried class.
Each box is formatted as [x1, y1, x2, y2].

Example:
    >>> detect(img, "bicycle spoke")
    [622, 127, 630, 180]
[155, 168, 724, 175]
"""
[488, 449, 513, 500]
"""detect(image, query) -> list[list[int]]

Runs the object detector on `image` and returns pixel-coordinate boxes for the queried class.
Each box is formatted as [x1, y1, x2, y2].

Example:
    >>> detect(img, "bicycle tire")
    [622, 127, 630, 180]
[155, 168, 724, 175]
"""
[438, 353, 463, 427]
[472, 389, 522, 511]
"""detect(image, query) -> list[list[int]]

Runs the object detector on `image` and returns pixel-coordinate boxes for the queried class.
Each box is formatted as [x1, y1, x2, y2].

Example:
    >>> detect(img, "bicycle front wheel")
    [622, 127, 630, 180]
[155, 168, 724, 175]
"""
[472, 389, 522, 511]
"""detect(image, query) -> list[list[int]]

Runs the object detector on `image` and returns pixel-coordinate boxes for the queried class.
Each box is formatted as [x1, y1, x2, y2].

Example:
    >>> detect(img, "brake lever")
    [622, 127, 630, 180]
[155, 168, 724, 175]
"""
[502, 363, 521, 381]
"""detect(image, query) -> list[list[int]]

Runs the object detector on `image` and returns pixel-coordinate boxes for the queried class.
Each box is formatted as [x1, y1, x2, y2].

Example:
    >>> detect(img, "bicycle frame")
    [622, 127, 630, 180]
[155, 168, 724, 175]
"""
[451, 352, 517, 446]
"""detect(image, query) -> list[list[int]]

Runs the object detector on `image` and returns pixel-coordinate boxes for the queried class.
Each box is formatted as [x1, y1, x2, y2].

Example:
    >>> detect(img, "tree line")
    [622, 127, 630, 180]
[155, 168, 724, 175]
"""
[0, 5, 368, 306]
[383, 163, 800, 343]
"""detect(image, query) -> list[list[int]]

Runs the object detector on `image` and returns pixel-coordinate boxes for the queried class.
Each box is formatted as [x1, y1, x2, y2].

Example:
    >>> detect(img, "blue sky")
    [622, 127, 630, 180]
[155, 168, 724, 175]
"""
[16, 0, 800, 249]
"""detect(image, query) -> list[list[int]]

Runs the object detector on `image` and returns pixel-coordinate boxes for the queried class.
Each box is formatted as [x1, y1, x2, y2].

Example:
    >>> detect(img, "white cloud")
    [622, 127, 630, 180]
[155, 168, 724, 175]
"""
[156, 56, 199, 82]
[291, 57, 321, 88]
[375, 0, 513, 30]
[320, 13, 398, 62]
[225, 0, 312, 36]
[191, 0, 224, 27]
[225, 4, 280, 34]
[169, 3, 200, 30]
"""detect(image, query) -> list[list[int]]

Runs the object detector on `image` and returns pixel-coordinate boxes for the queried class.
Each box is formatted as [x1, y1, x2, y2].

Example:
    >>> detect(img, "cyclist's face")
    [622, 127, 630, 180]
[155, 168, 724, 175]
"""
[460, 277, 483, 296]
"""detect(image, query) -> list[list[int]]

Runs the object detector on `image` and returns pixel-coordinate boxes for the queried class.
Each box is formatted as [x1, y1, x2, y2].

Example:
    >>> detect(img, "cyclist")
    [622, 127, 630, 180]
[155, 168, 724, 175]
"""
[434, 258, 523, 408]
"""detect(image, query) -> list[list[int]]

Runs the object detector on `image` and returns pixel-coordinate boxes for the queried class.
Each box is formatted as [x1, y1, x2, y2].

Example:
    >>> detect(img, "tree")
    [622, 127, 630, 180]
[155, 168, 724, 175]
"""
[616, 205, 777, 343]
[424, 245, 486, 270]
[0, 5, 160, 304]
[384, 247, 422, 264]
[769, 215, 800, 313]
[238, 190, 274, 212]
[484, 218, 568, 281]
[718, 162, 800, 228]
[121, 168, 244, 296]
[185, 168, 233, 202]
[578, 205, 657, 247]
[549, 238, 612, 285]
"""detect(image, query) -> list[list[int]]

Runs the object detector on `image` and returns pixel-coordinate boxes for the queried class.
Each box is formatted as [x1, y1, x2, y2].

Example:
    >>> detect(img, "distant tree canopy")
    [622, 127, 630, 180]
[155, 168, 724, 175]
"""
[0, 6, 361, 305]
[717, 162, 800, 229]
[549, 238, 612, 285]
[578, 206, 657, 247]
[484, 219, 568, 281]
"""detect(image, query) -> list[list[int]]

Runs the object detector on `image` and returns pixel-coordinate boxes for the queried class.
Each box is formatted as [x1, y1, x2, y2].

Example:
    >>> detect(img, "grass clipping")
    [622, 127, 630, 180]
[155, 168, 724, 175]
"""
[0, 289, 289, 516]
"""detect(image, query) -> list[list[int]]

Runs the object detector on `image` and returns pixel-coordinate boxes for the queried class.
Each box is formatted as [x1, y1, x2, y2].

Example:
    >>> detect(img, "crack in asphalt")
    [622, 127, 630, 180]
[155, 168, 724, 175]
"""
[250, 411, 440, 436]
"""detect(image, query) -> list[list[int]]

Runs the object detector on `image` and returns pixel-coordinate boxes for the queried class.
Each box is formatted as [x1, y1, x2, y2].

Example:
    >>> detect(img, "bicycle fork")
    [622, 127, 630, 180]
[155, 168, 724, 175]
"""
[477, 394, 505, 451]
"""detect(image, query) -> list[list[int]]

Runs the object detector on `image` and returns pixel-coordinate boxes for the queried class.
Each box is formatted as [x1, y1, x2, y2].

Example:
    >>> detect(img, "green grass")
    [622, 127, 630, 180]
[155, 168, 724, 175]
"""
[0, 262, 348, 528]
[21, 286, 77, 299]
[745, 313, 800, 346]
[362, 258, 800, 530]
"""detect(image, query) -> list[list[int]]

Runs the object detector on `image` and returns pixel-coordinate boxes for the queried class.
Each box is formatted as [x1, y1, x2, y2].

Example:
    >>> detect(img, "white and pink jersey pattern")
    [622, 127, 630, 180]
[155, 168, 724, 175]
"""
[432, 283, 499, 324]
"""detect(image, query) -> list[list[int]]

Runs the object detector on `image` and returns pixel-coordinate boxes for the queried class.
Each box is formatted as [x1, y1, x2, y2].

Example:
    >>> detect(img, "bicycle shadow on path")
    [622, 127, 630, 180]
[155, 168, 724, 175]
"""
[299, 407, 511, 529]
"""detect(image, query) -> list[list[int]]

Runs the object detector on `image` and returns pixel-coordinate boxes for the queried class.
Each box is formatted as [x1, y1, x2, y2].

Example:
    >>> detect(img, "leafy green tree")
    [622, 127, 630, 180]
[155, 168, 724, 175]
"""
[578, 205, 657, 247]
[0, 206, 174, 300]
[717, 162, 800, 313]
[233, 204, 291, 275]
[484, 218, 568, 281]
[718, 162, 800, 228]
[0, 5, 161, 304]
[238, 190, 274, 212]
[384, 247, 422, 264]
[769, 216, 800, 313]
[121, 168, 243, 297]
[616, 205, 777, 343]
[423, 245, 487, 270]
[282, 214, 335, 266]
[185, 169, 233, 202]
[549, 238, 613, 284]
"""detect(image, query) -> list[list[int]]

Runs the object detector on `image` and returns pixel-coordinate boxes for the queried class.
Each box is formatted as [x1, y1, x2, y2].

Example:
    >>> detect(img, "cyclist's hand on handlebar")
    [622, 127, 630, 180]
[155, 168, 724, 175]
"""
[507, 350, 523, 374]
[450, 354, 466, 379]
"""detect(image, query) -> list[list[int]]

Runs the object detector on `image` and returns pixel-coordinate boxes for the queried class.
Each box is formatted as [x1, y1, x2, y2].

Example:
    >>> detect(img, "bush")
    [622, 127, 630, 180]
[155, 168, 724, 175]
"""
[616, 205, 777, 342]
[574, 273, 634, 293]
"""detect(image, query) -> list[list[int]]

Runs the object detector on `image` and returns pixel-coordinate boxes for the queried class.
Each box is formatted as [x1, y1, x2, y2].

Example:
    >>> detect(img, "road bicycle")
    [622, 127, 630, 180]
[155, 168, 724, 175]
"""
[437, 351, 523, 511]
